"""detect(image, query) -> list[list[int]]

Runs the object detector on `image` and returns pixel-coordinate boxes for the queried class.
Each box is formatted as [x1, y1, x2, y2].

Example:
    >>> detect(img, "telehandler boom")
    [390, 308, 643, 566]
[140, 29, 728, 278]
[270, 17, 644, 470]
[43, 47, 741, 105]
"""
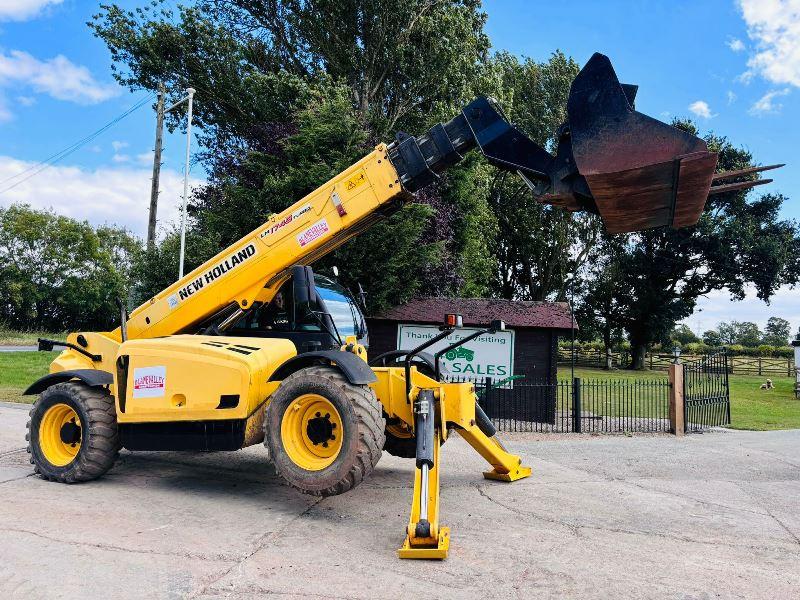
[25, 53, 777, 559]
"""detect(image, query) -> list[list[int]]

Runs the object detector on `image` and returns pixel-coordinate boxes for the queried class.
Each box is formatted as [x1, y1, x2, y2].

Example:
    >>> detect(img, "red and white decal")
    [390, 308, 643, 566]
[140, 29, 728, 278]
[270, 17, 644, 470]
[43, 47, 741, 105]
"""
[132, 366, 166, 399]
[297, 219, 330, 247]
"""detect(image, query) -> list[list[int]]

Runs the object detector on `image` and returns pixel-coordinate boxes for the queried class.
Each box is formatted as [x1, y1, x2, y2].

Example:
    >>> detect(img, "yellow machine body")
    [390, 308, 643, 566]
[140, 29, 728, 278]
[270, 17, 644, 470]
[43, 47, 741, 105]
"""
[36, 132, 531, 561]
[114, 335, 292, 423]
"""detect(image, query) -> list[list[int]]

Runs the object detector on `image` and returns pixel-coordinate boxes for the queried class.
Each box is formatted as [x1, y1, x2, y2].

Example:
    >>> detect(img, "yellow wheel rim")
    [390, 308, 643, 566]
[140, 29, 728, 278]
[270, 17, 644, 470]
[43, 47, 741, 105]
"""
[281, 393, 343, 471]
[386, 422, 413, 439]
[39, 403, 82, 467]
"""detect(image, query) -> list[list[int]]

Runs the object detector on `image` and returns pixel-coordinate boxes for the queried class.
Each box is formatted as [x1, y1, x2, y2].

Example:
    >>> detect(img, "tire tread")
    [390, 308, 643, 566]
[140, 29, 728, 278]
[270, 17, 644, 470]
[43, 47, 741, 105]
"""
[27, 382, 119, 483]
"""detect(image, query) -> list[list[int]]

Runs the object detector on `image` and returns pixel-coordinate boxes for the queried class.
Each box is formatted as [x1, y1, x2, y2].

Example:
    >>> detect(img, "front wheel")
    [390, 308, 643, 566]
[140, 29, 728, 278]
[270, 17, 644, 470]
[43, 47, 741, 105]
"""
[265, 366, 385, 496]
[26, 382, 120, 483]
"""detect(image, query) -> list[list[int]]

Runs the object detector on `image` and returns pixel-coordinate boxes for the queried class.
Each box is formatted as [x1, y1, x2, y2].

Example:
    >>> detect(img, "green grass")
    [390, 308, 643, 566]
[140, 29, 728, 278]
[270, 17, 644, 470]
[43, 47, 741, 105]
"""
[558, 367, 800, 431]
[0, 351, 55, 403]
[0, 324, 65, 346]
[725, 373, 800, 430]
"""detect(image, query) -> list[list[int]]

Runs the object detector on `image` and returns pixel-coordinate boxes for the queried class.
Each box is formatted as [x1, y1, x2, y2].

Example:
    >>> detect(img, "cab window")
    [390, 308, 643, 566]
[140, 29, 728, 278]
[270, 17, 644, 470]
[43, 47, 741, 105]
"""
[314, 275, 362, 338]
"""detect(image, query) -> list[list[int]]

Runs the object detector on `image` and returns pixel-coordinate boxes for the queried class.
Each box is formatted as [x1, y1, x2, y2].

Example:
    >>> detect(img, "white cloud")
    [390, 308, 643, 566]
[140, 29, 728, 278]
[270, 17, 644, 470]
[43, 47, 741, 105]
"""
[738, 0, 800, 87]
[727, 90, 738, 104]
[683, 285, 800, 337]
[0, 50, 119, 105]
[688, 100, 715, 119]
[0, 0, 62, 21]
[112, 153, 130, 164]
[749, 88, 791, 115]
[727, 37, 746, 52]
[111, 140, 128, 152]
[0, 156, 204, 238]
[136, 151, 154, 166]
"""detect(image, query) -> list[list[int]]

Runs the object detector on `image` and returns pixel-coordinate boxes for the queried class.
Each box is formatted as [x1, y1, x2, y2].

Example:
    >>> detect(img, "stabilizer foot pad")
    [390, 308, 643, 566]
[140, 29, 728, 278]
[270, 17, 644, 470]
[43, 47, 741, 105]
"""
[397, 527, 450, 559]
[483, 465, 532, 482]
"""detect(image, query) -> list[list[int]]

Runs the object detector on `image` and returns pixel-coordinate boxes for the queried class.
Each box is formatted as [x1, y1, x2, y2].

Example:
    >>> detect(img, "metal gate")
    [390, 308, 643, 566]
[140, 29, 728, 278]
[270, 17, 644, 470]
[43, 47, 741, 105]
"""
[683, 352, 731, 431]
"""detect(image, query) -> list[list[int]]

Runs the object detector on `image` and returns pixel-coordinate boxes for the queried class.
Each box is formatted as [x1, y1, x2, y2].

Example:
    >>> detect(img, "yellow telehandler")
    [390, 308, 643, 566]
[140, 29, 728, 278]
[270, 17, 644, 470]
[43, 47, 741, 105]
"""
[24, 54, 776, 558]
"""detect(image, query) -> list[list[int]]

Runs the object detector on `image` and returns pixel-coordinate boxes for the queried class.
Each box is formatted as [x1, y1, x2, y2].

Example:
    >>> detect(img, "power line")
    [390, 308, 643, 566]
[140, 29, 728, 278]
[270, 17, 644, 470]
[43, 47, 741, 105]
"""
[0, 92, 157, 195]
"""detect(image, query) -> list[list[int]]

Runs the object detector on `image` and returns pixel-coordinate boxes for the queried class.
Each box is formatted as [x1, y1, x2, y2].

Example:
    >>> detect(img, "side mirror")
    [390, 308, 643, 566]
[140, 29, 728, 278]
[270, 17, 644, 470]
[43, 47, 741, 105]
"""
[490, 319, 505, 332]
[291, 265, 317, 304]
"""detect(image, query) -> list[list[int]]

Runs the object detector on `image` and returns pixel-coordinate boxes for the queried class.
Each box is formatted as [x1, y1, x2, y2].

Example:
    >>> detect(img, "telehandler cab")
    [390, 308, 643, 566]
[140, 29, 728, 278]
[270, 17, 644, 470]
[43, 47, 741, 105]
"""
[25, 53, 777, 558]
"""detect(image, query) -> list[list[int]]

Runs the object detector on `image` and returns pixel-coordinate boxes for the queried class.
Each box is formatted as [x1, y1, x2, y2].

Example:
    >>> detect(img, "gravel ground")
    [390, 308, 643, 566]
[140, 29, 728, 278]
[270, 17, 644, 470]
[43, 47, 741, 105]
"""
[1, 401, 798, 599]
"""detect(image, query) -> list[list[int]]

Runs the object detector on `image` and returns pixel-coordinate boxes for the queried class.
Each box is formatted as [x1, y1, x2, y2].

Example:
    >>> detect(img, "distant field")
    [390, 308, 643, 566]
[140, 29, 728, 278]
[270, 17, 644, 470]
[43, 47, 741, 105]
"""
[0, 326, 64, 346]
[558, 367, 800, 431]
[2, 354, 798, 431]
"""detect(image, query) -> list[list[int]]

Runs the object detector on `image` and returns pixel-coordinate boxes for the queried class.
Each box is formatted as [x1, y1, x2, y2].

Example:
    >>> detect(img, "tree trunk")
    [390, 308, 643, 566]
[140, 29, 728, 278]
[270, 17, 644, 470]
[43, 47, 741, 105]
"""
[603, 326, 613, 370]
[629, 343, 647, 370]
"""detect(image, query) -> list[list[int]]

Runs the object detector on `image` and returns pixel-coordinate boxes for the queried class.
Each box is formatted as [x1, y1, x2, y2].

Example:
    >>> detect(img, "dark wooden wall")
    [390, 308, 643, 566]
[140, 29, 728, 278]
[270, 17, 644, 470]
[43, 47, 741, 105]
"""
[365, 318, 561, 382]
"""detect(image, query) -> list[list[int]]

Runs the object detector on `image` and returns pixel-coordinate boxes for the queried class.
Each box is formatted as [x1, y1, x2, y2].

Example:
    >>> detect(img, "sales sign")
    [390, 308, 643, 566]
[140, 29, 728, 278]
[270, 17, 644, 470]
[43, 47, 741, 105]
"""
[396, 325, 515, 386]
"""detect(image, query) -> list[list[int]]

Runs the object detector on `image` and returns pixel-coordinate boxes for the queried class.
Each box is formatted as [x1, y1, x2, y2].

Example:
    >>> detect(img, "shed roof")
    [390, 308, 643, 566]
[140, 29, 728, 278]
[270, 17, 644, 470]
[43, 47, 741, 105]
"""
[370, 297, 576, 330]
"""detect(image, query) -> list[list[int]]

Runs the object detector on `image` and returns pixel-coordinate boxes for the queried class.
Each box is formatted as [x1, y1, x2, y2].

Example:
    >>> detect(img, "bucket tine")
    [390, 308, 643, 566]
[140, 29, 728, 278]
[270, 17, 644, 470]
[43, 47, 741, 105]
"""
[711, 164, 784, 181]
[708, 178, 773, 196]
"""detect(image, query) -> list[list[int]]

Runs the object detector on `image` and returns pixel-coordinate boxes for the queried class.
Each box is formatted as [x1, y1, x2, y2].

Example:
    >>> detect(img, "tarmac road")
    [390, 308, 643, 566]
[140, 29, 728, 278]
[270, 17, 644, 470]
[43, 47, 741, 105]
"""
[0, 401, 798, 599]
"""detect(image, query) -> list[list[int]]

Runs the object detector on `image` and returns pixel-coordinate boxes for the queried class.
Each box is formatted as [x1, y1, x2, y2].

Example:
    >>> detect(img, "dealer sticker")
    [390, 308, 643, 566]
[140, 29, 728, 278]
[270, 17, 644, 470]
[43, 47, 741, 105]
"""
[167, 294, 179, 309]
[132, 366, 166, 399]
[297, 219, 330, 247]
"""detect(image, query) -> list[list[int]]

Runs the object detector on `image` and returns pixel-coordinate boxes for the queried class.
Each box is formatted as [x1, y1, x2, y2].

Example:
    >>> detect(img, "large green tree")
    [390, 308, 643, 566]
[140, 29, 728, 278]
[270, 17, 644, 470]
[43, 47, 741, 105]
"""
[581, 122, 800, 368]
[763, 316, 791, 346]
[0, 205, 139, 331]
[92, 0, 496, 312]
[477, 51, 600, 301]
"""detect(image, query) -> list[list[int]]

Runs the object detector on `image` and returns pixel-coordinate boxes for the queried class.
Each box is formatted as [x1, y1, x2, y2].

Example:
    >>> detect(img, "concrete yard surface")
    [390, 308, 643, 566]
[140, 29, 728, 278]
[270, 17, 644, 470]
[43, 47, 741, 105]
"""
[0, 402, 798, 599]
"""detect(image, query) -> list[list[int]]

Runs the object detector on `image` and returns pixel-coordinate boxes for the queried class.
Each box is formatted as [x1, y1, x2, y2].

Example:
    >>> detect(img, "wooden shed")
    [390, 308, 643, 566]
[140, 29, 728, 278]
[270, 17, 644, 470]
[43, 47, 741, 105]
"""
[366, 297, 576, 384]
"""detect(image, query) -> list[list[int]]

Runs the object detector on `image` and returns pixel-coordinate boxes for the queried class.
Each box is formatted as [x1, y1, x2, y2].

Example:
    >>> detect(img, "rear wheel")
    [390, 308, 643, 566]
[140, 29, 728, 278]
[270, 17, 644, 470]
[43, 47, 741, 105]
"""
[383, 419, 417, 458]
[26, 382, 119, 483]
[265, 366, 385, 496]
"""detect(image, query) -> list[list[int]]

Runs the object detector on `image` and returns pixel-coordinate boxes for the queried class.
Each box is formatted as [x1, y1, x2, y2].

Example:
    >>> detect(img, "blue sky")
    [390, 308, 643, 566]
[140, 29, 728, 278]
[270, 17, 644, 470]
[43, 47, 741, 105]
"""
[0, 0, 798, 335]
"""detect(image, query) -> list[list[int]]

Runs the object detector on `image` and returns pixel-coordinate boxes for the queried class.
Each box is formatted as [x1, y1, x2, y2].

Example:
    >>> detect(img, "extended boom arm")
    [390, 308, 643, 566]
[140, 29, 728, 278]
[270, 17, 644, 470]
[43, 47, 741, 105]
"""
[119, 52, 777, 342]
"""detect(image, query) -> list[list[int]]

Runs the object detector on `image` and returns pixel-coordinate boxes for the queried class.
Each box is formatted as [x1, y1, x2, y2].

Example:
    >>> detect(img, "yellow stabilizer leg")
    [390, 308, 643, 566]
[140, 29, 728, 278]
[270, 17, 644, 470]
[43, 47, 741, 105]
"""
[398, 429, 449, 559]
[458, 423, 532, 483]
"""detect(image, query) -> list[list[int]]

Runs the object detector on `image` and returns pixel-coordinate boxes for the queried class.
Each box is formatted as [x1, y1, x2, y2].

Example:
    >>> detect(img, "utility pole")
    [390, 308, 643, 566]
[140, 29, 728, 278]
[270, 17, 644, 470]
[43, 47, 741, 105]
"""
[147, 83, 165, 251]
[177, 88, 195, 280]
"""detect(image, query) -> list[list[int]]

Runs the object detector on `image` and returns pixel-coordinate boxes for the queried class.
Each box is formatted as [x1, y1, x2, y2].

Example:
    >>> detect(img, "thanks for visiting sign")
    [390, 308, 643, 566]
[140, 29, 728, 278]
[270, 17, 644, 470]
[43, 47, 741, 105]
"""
[396, 324, 515, 386]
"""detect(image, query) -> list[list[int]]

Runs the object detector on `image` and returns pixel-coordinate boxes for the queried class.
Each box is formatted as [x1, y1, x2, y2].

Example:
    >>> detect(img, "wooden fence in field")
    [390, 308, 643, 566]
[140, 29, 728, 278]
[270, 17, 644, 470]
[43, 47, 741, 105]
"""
[558, 348, 796, 377]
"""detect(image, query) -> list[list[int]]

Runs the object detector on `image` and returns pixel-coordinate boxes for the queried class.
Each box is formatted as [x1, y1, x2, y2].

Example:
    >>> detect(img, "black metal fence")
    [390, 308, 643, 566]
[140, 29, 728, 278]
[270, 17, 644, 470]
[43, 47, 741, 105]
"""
[462, 377, 671, 433]
[683, 352, 731, 431]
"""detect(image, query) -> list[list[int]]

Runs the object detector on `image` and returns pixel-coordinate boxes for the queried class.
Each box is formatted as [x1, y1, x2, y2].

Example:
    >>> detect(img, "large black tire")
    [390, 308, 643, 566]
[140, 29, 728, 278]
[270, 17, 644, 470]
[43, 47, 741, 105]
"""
[26, 382, 120, 483]
[265, 365, 385, 496]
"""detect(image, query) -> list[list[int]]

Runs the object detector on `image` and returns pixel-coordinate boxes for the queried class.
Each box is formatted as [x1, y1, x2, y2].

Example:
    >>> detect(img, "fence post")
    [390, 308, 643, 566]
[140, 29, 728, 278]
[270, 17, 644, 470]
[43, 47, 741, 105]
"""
[572, 377, 582, 433]
[649, 352, 653, 370]
[668, 363, 685, 437]
[758, 356, 762, 376]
